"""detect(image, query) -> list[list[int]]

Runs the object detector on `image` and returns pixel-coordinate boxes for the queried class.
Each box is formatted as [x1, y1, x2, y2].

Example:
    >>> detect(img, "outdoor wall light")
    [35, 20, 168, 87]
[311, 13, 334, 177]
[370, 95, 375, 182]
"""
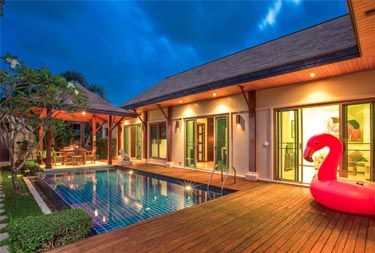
[236, 115, 241, 124]
[175, 121, 180, 129]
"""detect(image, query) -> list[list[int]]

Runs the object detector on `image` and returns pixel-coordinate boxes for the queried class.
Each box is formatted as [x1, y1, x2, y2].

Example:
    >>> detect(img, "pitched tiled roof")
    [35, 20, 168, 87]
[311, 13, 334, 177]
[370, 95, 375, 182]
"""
[121, 15, 358, 110]
[78, 84, 136, 117]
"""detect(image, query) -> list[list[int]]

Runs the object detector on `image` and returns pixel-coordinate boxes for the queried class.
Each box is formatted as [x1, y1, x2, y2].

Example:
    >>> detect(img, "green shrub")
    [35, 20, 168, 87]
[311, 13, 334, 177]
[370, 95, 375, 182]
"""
[97, 138, 117, 159]
[7, 208, 92, 252]
[23, 160, 40, 175]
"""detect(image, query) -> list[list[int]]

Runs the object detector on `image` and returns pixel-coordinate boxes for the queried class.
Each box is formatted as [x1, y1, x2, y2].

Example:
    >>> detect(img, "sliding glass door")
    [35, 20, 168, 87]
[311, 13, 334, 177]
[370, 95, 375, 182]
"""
[215, 117, 228, 171]
[276, 102, 374, 184]
[276, 109, 300, 182]
[185, 120, 195, 167]
[343, 102, 373, 181]
[150, 122, 166, 159]
[185, 116, 227, 171]
[123, 124, 142, 160]
[136, 124, 142, 160]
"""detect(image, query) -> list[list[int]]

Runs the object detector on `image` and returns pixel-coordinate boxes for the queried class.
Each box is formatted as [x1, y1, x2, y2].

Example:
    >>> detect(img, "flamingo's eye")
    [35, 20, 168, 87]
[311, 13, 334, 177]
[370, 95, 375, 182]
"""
[314, 141, 319, 145]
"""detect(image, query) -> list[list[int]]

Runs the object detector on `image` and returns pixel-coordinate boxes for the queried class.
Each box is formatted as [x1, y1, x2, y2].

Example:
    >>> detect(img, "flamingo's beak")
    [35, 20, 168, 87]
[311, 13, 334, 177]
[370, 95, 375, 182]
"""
[303, 147, 314, 162]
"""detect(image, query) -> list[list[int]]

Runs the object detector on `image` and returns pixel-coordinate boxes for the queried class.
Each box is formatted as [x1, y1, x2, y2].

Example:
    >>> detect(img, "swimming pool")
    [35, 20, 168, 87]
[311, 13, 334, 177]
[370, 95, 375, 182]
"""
[43, 167, 232, 234]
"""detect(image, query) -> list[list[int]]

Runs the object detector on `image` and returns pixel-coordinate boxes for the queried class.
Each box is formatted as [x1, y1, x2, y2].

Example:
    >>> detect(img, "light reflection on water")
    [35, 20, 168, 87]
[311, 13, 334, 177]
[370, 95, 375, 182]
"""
[44, 168, 227, 234]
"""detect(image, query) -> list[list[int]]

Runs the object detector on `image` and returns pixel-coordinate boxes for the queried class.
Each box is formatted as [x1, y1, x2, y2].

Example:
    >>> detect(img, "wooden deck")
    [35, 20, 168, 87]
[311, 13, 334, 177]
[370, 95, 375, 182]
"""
[49, 164, 375, 253]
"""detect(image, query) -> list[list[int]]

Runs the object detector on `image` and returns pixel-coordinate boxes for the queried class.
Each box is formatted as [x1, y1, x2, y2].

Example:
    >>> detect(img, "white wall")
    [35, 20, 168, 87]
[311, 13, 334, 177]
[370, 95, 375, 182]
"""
[255, 108, 273, 180]
[122, 93, 250, 176]
[122, 70, 375, 179]
[173, 94, 248, 119]
[257, 70, 375, 109]
[256, 70, 375, 180]
[231, 112, 250, 176]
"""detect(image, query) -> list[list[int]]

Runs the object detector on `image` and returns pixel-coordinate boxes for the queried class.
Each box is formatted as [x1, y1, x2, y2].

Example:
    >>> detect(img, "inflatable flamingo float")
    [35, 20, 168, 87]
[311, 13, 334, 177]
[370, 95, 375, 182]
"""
[304, 133, 375, 215]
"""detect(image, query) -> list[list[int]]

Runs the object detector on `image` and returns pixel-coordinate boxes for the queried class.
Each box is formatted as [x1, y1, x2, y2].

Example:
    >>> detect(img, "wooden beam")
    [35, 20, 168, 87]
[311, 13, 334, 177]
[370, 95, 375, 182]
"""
[133, 109, 145, 125]
[96, 122, 106, 133]
[111, 117, 125, 131]
[157, 104, 168, 120]
[239, 85, 251, 111]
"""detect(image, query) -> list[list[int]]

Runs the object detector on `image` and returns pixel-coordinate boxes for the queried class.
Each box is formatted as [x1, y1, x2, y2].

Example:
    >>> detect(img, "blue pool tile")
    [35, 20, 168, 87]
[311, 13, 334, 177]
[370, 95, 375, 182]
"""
[44, 168, 232, 234]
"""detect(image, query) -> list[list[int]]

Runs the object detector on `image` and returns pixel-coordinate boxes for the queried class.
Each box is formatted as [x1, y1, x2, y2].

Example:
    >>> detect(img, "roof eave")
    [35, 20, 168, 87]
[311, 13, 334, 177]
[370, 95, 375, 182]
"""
[122, 45, 360, 110]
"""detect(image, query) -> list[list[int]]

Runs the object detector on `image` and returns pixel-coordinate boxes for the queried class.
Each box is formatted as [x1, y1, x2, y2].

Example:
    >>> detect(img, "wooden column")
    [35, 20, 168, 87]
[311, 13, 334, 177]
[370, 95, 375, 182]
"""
[108, 115, 113, 165]
[91, 118, 97, 150]
[142, 111, 148, 160]
[38, 109, 47, 151]
[80, 122, 85, 148]
[38, 126, 43, 151]
[45, 109, 52, 169]
[248, 91, 256, 173]
[117, 124, 122, 153]
[167, 106, 173, 162]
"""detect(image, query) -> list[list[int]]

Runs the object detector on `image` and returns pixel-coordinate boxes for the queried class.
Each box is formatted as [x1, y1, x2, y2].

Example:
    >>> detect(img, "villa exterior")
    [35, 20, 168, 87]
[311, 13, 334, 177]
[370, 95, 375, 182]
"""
[120, 0, 375, 185]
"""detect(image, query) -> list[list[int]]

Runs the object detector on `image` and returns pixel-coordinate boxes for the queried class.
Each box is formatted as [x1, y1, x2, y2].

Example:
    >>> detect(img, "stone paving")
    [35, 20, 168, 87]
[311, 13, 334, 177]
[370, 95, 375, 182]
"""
[0, 177, 8, 253]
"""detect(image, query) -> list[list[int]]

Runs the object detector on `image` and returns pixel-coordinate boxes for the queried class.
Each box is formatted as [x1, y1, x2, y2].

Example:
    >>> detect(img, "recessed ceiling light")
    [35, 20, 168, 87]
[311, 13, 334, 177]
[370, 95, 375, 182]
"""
[179, 100, 183, 103]
[212, 93, 217, 97]
[310, 73, 316, 78]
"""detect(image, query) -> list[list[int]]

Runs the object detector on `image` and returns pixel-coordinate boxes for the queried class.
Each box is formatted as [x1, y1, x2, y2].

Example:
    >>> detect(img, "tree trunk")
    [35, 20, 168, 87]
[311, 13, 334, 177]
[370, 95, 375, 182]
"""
[9, 142, 21, 195]
[11, 169, 21, 195]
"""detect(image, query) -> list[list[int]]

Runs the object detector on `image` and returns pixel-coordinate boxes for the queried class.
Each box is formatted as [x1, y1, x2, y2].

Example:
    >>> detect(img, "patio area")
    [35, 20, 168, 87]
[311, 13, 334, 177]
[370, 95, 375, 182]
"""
[48, 164, 375, 253]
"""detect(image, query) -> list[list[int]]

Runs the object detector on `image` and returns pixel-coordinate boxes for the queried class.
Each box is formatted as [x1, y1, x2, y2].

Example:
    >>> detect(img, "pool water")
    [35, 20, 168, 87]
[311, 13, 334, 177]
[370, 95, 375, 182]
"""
[44, 168, 231, 234]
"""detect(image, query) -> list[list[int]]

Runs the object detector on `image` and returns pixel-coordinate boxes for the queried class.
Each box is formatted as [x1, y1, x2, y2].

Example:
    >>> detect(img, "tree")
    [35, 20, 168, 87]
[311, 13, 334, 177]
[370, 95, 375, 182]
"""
[0, 0, 4, 17]
[60, 70, 107, 149]
[0, 53, 88, 195]
[60, 70, 107, 100]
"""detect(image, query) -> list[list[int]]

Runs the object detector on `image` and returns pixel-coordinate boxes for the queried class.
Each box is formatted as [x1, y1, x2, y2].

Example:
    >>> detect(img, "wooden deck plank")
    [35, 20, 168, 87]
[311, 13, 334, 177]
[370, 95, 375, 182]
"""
[365, 218, 375, 253]
[332, 214, 355, 253]
[48, 164, 375, 253]
[321, 212, 348, 252]
[353, 216, 369, 253]
[229, 187, 313, 252]
[309, 211, 343, 252]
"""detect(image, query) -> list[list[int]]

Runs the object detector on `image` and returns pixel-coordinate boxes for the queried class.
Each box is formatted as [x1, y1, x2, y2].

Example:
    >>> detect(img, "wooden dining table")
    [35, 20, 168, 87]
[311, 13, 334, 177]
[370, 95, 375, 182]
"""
[57, 148, 86, 165]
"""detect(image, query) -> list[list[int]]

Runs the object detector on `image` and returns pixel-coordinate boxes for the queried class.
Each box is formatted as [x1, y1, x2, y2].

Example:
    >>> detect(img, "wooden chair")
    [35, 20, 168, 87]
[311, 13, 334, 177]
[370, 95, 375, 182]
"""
[72, 148, 85, 166]
[86, 147, 96, 164]
[52, 149, 64, 166]
[65, 151, 75, 165]
[36, 150, 46, 165]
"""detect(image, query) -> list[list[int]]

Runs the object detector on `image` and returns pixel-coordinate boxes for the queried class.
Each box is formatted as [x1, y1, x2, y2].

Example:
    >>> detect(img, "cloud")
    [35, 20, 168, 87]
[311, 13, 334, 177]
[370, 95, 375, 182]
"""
[2, 0, 346, 106]
[258, 0, 301, 30]
[258, 0, 282, 30]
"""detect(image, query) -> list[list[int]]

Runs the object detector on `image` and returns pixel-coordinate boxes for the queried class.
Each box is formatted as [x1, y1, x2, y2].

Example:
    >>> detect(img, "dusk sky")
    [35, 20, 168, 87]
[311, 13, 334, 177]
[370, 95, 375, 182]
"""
[1, 0, 348, 106]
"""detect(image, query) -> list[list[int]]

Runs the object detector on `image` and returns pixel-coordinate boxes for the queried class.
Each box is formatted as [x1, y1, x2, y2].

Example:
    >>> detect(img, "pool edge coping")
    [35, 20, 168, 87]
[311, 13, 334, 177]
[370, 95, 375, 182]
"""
[23, 176, 52, 215]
